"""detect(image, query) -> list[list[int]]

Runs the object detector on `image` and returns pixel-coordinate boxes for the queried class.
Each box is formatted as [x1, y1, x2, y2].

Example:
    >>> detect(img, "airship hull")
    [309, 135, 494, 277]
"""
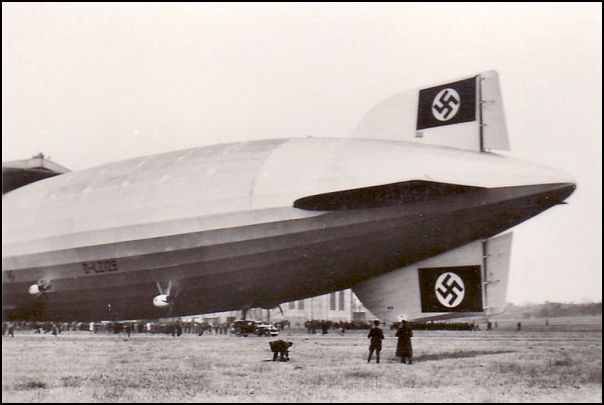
[2, 175, 573, 321]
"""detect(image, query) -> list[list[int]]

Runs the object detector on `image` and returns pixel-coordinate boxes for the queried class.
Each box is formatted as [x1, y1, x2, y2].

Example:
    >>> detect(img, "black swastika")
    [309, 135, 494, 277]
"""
[436, 274, 464, 306]
[433, 90, 460, 120]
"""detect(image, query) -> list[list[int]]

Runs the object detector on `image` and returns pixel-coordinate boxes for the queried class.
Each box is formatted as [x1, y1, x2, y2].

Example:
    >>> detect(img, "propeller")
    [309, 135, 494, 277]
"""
[28, 279, 51, 300]
[153, 281, 180, 317]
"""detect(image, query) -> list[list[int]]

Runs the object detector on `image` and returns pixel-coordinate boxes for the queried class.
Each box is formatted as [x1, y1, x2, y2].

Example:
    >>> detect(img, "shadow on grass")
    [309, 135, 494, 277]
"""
[404, 350, 515, 363]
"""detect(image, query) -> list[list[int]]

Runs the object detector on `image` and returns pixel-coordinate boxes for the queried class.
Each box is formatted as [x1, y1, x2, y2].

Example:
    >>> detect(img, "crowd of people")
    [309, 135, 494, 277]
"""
[1, 320, 233, 337]
[303, 319, 383, 334]
[2, 318, 489, 338]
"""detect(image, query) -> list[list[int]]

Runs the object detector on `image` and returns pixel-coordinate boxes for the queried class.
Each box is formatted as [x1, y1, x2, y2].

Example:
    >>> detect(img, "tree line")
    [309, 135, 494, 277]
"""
[504, 302, 602, 318]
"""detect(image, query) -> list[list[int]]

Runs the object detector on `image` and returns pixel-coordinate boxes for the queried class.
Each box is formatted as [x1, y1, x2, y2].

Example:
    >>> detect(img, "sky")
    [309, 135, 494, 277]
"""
[2, 3, 602, 304]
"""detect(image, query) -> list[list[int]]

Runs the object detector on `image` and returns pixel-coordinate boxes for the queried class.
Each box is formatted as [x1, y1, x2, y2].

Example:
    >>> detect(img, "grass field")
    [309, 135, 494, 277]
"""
[2, 317, 601, 403]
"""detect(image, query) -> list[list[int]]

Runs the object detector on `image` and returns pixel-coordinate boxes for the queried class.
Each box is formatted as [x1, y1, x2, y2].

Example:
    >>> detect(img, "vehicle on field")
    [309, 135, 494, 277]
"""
[231, 320, 279, 337]
[255, 322, 280, 337]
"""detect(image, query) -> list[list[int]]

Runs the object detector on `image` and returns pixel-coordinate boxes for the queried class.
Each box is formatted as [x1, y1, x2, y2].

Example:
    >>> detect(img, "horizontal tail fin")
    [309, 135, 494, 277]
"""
[293, 180, 484, 211]
[352, 70, 509, 152]
[352, 232, 513, 322]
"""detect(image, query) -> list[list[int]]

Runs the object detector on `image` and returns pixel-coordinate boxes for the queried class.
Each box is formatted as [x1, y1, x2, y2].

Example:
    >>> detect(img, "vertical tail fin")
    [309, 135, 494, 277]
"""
[352, 70, 509, 152]
[352, 232, 513, 322]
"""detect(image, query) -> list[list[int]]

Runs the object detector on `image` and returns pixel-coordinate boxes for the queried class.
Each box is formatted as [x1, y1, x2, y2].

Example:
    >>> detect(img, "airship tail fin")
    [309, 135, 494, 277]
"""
[352, 232, 513, 322]
[351, 70, 510, 153]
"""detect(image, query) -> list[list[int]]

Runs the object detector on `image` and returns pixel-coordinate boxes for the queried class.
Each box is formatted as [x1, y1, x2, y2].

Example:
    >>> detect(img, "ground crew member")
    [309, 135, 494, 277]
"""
[367, 320, 384, 363]
[396, 319, 413, 364]
[269, 339, 293, 361]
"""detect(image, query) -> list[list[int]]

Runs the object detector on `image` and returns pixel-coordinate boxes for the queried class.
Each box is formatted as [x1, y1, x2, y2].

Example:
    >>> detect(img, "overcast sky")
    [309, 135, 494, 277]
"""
[2, 3, 602, 304]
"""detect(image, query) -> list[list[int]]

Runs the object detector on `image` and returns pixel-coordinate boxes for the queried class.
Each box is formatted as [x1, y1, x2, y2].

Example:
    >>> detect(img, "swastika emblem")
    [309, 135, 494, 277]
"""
[435, 272, 465, 308]
[432, 88, 460, 121]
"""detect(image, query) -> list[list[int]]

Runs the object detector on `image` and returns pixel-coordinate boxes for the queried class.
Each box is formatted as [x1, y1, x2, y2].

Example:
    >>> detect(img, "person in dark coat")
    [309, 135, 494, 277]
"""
[367, 320, 384, 363]
[269, 339, 293, 361]
[7, 323, 15, 338]
[396, 319, 413, 364]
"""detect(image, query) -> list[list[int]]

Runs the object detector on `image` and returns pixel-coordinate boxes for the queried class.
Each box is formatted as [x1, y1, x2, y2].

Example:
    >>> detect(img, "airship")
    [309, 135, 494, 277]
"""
[2, 71, 575, 322]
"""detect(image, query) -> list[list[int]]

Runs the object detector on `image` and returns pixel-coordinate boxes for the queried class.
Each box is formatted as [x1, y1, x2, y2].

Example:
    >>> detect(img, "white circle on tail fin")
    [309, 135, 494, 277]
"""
[432, 88, 460, 121]
[435, 272, 465, 308]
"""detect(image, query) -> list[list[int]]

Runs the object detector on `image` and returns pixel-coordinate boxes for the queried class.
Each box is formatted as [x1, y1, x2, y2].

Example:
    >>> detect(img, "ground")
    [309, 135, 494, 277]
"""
[2, 317, 601, 403]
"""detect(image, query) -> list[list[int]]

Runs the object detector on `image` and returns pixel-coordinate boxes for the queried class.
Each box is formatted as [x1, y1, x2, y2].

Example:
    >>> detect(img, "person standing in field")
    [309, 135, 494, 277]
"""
[7, 323, 15, 338]
[367, 320, 384, 363]
[396, 318, 413, 364]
